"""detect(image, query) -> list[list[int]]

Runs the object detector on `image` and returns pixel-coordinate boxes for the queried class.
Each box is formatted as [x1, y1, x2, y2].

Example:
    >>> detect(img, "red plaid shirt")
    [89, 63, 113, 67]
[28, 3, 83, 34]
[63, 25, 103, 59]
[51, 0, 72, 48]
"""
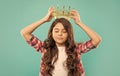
[27, 35, 96, 76]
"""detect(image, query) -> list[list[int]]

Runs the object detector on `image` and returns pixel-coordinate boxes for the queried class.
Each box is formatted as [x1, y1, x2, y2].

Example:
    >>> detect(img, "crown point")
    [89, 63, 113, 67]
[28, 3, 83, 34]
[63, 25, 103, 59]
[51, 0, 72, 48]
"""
[52, 6, 72, 20]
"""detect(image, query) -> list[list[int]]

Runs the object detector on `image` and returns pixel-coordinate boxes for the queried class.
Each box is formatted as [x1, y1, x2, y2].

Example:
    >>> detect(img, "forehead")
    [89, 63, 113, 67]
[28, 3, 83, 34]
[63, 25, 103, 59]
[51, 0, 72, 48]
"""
[53, 22, 65, 30]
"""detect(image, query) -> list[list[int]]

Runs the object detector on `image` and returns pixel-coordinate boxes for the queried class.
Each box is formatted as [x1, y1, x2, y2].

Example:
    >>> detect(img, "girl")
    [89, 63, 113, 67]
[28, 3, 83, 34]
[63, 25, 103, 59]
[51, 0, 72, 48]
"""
[21, 7, 101, 76]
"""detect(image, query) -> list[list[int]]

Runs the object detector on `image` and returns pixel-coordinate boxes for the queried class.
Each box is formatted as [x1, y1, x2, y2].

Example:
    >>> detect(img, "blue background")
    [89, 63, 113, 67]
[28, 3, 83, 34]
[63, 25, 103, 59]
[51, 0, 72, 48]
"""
[0, 0, 120, 76]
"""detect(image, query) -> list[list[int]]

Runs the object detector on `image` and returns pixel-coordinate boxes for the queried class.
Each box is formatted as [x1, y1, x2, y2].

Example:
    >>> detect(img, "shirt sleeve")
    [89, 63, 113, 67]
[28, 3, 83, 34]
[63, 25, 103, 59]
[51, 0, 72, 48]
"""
[26, 35, 45, 54]
[76, 40, 96, 54]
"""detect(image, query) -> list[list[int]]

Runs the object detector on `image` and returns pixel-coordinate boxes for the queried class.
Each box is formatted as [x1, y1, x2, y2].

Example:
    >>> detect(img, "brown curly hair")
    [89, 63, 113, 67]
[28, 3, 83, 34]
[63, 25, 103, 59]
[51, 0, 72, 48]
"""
[42, 18, 81, 76]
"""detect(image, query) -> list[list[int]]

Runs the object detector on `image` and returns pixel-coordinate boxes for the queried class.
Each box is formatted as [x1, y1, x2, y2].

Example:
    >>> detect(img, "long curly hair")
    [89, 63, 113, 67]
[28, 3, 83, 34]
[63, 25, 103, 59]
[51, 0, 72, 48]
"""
[42, 18, 81, 76]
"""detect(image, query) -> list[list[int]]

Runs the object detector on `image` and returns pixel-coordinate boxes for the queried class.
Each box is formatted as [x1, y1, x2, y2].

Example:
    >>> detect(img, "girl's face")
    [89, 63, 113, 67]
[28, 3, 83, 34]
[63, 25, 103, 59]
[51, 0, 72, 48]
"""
[52, 22, 68, 47]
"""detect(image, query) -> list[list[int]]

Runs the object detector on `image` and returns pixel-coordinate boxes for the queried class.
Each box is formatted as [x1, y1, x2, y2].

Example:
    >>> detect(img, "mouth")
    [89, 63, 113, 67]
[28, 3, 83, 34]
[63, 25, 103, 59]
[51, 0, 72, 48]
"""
[56, 37, 64, 40]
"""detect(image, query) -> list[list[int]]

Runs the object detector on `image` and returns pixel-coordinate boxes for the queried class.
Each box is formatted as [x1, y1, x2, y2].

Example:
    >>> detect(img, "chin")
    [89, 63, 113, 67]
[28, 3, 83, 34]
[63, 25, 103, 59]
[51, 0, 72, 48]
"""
[55, 41, 66, 45]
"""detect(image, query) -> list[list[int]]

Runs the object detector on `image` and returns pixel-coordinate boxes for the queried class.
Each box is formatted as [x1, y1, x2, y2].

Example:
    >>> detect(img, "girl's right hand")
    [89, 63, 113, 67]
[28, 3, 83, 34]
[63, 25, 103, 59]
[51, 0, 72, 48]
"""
[43, 6, 54, 22]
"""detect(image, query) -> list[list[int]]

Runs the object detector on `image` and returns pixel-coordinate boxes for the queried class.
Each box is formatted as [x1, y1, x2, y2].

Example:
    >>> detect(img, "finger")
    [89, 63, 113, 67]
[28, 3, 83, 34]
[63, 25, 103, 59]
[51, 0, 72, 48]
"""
[71, 10, 79, 15]
[51, 6, 55, 10]
[70, 10, 77, 13]
[70, 15, 76, 19]
[70, 11, 75, 15]
[48, 9, 54, 15]
[70, 11, 77, 15]
[48, 6, 54, 12]
[50, 7, 54, 11]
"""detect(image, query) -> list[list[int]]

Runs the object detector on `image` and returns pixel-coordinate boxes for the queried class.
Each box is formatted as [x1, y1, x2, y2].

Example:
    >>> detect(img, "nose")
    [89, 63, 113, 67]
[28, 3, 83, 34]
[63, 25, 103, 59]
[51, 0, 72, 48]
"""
[58, 31, 62, 36]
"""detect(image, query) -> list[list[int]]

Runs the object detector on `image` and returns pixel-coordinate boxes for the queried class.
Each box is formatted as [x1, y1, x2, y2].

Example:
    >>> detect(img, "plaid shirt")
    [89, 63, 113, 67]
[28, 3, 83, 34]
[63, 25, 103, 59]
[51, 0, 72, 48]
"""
[27, 35, 96, 76]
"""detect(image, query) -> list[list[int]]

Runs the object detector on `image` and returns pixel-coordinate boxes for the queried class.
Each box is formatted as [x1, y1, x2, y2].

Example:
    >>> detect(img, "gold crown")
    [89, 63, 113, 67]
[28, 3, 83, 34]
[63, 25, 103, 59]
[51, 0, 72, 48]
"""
[52, 6, 71, 20]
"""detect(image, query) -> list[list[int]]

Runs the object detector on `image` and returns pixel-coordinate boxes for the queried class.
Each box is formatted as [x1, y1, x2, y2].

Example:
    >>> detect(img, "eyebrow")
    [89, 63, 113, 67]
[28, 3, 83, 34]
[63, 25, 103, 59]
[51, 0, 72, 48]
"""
[54, 28, 66, 31]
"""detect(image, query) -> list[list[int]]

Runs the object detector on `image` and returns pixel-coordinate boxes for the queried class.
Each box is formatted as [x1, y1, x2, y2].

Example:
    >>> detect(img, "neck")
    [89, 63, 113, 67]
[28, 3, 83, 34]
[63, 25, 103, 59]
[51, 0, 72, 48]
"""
[56, 43, 65, 47]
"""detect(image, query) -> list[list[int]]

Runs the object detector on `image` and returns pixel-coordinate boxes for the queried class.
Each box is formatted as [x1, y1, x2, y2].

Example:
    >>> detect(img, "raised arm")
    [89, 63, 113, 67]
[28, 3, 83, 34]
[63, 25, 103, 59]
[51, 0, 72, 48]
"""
[70, 10, 101, 47]
[20, 7, 54, 41]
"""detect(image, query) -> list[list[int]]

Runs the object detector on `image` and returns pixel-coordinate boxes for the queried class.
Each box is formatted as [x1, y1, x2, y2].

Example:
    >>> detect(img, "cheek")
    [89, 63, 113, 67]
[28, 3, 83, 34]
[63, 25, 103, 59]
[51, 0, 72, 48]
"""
[63, 33, 68, 39]
[52, 32, 56, 39]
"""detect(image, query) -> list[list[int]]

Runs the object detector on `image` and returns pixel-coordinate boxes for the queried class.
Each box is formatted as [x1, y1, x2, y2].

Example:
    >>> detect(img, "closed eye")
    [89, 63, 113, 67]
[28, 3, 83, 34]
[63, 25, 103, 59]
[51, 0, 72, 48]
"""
[62, 30, 67, 33]
[55, 30, 59, 33]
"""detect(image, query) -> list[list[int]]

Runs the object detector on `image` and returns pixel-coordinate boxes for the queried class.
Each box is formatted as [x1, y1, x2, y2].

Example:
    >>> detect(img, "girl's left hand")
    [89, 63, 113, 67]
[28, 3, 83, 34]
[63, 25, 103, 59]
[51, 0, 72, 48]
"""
[70, 10, 81, 25]
[43, 6, 54, 22]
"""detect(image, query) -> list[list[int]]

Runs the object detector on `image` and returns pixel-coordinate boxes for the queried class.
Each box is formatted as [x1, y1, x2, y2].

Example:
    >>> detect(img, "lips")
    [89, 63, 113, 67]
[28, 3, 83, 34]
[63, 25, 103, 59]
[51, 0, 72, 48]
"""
[56, 37, 64, 40]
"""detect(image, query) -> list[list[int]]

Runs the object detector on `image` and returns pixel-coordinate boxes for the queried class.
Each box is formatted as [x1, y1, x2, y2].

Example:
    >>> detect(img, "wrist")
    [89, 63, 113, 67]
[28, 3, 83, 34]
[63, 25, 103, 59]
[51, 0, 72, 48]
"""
[41, 18, 48, 23]
[77, 21, 85, 27]
[76, 20, 82, 25]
